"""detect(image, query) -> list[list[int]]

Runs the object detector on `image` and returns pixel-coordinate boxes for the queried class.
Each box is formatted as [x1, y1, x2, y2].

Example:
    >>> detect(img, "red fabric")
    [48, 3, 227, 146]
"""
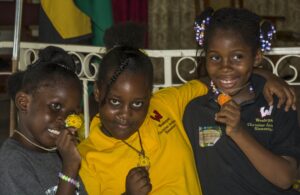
[112, 0, 148, 47]
[112, 0, 148, 23]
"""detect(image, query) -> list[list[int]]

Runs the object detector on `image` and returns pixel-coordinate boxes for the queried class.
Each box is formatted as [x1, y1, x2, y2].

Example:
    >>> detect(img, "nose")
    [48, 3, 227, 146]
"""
[220, 58, 233, 71]
[56, 111, 68, 128]
[117, 105, 131, 123]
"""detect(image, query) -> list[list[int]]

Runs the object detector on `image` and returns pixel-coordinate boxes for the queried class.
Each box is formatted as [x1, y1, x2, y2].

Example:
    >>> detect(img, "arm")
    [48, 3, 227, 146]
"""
[56, 128, 82, 195]
[216, 101, 298, 189]
[253, 68, 296, 111]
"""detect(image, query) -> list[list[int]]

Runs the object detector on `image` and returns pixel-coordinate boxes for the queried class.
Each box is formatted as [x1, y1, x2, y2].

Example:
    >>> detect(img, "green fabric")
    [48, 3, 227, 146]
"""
[74, 0, 113, 46]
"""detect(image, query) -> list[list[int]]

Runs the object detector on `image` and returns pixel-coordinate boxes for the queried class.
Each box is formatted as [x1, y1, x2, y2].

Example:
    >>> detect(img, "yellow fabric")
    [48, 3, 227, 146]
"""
[41, 0, 91, 39]
[78, 80, 208, 195]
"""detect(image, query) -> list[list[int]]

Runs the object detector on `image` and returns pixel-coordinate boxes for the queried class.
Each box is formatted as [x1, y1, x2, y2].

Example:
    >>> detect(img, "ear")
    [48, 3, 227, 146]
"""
[254, 50, 263, 67]
[15, 92, 31, 112]
[93, 82, 101, 103]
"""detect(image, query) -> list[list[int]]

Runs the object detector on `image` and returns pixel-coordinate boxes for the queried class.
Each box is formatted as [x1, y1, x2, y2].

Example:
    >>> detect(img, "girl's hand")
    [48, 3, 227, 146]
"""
[215, 100, 242, 136]
[263, 76, 296, 111]
[56, 128, 81, 171]
[125, 167, 152, 195]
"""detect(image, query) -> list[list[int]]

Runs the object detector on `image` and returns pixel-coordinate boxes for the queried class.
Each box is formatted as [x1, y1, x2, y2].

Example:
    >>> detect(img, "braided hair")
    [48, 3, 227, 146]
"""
[97, 22, 153, 105]
[96, 46, 153, 105]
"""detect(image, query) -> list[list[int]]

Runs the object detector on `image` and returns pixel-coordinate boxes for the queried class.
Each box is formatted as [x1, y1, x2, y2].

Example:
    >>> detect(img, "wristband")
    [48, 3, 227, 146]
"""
[58, 172, 80, 189]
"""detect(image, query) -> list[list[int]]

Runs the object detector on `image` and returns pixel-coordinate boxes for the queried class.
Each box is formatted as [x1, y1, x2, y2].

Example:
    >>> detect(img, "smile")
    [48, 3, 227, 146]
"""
[219, 78, 238, 88]
[47, 128, 60, 135]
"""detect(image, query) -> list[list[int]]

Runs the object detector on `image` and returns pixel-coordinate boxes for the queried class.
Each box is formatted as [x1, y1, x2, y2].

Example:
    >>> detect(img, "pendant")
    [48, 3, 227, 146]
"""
[138, 154, 150, 169]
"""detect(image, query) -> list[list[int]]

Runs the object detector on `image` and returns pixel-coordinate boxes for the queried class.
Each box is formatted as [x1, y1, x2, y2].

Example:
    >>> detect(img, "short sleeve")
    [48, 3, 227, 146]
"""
[153, 80, 208, 118]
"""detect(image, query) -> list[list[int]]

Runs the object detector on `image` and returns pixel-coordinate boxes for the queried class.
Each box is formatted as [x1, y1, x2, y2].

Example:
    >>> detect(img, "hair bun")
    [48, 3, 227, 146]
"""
[38, 46, 76, 72]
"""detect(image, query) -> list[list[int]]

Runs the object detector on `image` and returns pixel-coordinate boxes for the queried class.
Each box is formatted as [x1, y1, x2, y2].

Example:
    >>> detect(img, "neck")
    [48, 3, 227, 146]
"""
[231, 85, 255, 105]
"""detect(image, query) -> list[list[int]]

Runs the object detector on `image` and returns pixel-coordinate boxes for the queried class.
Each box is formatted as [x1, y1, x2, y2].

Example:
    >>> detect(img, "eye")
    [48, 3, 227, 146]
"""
[131, 101, 143, 109]
[232, 54, 243, 61]
[208, 54, 221, 62]
[49, 103, 62, 112]
[109, 98, 121, 106]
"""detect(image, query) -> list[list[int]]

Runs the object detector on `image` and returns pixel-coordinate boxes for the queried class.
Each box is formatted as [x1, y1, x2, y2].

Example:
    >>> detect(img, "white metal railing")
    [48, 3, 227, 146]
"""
[1, 41, 300, 136]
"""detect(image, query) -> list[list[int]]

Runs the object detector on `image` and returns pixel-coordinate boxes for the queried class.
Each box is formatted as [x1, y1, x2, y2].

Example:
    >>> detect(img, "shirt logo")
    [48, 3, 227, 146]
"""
[198, 126, 222, 147]
[260, 105, 273, 118]
[150, 110, 163, 122]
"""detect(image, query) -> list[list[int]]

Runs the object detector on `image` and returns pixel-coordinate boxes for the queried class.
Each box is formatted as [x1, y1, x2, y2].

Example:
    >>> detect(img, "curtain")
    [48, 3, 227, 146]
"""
[148, 0, 196, 49]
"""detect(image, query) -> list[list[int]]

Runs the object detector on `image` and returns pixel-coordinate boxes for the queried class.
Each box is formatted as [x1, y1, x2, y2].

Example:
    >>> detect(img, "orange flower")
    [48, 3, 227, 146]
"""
[217, 94, 231, 106]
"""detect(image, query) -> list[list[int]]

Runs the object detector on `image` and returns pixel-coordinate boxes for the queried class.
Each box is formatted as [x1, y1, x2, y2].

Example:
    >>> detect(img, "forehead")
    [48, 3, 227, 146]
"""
[208, 29, 250, 51]
[108, 71, 151, 98]
[34, 80, 81, 100]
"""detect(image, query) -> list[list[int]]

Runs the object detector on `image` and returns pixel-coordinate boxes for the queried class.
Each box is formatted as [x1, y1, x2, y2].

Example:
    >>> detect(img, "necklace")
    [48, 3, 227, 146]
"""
[210, 80, 254, 97]
[121, 131, 150, 169]
[101, 126, 150, 168]
[13, 130, 57, 152]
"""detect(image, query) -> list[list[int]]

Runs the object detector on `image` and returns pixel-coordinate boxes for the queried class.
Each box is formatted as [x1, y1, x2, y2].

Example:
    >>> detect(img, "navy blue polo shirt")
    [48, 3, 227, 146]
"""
[183, 75, 300, 195]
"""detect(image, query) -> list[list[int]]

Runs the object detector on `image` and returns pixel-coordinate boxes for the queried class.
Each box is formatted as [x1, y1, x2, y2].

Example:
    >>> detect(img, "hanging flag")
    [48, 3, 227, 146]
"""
[74, 0, 114, 46]
[41, 0, 91, 39]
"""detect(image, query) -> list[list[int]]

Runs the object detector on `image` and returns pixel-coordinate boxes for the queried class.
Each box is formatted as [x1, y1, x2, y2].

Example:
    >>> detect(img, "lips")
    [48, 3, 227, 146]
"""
[116, 123, 130, 130]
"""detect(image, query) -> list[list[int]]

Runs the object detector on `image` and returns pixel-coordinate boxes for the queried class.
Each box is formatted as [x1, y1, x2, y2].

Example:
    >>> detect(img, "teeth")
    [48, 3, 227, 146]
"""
[48, 129, 60, 135]
[220, 80, 233, 84]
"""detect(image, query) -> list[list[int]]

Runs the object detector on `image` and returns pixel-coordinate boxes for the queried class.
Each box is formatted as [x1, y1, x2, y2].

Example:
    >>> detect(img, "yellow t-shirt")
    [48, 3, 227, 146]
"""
[78, 80, 208, 195]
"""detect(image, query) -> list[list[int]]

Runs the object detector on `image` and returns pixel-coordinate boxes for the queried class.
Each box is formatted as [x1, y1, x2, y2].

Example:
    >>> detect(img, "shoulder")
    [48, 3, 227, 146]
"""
[186, 94, 210, 110]
[0, 139, 36, 170]
[153, 80, 207, 97]
[0, 138, 27, 161]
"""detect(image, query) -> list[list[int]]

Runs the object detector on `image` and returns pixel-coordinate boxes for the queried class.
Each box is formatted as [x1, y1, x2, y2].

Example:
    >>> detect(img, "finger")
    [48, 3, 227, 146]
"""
[140, 178, 152, 190]
[214, 114, 228, 124]
[127, 167, 145, 178]
[219, 102, 239, 116]
[263, 87, 274, 106]
[288, 87, 297, 111]
[56, 129, 76, 149]
[284, 87, 293, 112]
[55, 129, 67, 147]
[276, 89, 287, 110]
[285, 87, 297, 112]
[66, 127, 77, 135]
[136, 167, 149, 178]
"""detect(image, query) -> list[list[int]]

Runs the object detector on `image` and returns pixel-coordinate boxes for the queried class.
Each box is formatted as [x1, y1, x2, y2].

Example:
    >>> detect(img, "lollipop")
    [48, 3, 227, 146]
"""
[65, 114, 83, 129]
[217, 93, 231, 106]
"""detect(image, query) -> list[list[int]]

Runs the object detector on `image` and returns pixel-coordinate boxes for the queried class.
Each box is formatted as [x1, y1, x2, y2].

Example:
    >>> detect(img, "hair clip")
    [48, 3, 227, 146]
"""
[194, 17, 210, 46]
[260, 24, 276, 52]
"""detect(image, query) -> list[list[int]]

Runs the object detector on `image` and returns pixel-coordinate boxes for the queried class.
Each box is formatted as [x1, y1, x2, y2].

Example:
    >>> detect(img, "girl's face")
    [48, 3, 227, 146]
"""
[206, 29, 261, 95]
[95, 71, 151, 140]
[19, 80, 81, 149]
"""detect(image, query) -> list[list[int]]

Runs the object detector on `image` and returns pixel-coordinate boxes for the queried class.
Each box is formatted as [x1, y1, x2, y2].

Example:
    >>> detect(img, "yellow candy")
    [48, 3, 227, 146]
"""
[65, 114, 83, 129]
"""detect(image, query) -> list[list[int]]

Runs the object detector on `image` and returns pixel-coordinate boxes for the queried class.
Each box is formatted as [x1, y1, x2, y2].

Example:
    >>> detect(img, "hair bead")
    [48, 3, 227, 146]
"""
[259, 22, 276, 52]
[194, 17, 210, 46]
